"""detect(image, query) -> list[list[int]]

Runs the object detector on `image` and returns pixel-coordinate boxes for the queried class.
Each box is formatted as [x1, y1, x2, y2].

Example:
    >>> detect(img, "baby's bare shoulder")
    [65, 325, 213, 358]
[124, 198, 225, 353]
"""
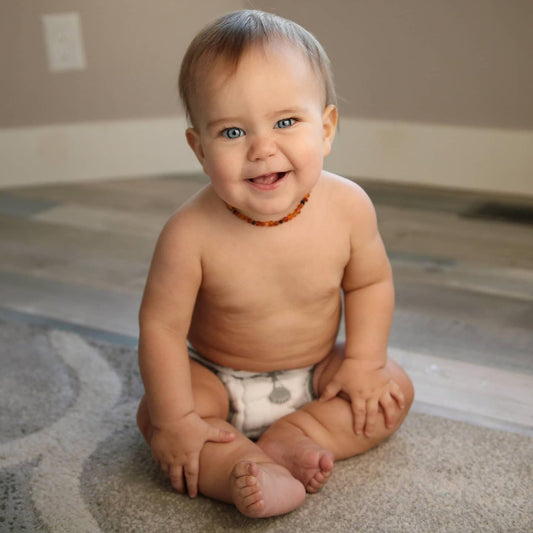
[160, 186, 215, 237]
[150, 186, 218, 266]
[322, 172, 377, 223]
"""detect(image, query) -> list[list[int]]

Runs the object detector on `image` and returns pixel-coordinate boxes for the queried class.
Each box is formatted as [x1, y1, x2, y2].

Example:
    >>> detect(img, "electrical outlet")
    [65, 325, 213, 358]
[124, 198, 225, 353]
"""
[42, 12, 86, 72]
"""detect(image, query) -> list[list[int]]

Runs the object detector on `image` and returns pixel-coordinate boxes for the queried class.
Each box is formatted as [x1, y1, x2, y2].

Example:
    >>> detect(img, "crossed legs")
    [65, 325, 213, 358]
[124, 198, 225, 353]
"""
[137, 360, 307, 517]
[137, 345, 414, 517]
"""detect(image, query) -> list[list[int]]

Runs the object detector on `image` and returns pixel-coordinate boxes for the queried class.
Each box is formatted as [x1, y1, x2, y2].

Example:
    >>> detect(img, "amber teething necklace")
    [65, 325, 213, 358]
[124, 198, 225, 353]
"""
[224, 193, 310, 227]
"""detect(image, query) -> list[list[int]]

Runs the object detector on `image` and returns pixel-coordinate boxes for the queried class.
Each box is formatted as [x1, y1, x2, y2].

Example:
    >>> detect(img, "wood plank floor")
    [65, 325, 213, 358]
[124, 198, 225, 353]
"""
[1, 174, 531, 436]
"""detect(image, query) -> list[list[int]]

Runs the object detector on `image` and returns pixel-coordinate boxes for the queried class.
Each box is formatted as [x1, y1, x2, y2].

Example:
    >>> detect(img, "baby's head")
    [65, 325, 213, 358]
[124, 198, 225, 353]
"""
[179, 10, 336, 127]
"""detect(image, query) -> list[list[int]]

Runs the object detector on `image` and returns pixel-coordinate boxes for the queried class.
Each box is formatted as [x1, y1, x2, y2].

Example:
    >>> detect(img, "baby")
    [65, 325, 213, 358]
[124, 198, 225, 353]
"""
[137, 10, 414, 518]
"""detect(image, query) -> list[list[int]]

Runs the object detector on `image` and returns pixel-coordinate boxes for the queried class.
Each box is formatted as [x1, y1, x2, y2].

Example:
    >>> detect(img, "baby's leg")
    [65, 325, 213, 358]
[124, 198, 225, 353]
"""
[258, 345, 414, 491]
[258, 415, 334, 493]
[199, 417, 305, 517]
[137, 360, 305, 517]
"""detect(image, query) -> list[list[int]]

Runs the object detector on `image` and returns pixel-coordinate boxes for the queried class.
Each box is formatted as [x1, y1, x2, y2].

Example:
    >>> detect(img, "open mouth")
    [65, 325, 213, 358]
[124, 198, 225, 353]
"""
[248, 172, 287, 185]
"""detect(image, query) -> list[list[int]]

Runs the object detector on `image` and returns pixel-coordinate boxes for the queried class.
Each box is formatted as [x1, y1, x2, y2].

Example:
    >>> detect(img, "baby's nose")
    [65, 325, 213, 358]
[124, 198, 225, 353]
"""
[247, 135, 277, 161]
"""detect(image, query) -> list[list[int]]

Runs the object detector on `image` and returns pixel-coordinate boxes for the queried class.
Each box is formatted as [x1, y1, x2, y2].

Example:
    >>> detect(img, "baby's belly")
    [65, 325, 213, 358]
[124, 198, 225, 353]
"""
[188, 300, 342, 372]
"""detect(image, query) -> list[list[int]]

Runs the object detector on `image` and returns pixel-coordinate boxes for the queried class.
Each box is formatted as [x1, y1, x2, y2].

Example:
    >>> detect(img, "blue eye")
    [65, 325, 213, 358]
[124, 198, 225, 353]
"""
[275, 118, 295, 129]
[222, 127, 245, 139]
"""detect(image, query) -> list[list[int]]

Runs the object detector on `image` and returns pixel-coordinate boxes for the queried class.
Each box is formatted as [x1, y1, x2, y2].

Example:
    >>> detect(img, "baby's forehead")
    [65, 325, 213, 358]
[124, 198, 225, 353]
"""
[196, 40, 320, 89]
[187, 40, 327, 126]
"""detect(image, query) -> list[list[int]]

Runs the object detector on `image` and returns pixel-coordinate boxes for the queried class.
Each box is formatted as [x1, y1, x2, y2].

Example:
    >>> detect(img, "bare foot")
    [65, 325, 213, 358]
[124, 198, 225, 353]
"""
[230, 461, 306, 518]
[258, 433, 334, 493]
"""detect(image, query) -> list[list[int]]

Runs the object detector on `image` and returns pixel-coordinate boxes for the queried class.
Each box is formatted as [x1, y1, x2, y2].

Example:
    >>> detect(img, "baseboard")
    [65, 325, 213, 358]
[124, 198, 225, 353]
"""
[1, 117, 532, 196]
[0, 117, 198, 189]
[328, 118, 533, 197]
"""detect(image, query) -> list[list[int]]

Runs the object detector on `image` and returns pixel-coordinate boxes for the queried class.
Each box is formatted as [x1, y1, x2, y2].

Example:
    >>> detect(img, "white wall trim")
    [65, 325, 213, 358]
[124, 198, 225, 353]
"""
[1, 117, 532, 196]
[0, 118, 198, 189]
[328, 119, 533, 197]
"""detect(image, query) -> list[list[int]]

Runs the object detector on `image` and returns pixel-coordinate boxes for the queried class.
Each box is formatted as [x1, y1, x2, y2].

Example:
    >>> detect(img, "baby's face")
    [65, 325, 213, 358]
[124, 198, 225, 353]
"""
[186, 41, 337, 222]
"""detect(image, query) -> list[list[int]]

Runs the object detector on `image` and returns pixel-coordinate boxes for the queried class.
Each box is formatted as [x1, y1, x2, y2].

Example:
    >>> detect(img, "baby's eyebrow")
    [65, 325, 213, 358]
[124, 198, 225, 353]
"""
[206, 117, 241, 131]
[270, 107, 308, 117]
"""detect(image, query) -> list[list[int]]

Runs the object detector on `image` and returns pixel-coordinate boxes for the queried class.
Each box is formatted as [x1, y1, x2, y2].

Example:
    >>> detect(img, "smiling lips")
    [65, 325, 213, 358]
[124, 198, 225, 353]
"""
[248, 172, 287, 185]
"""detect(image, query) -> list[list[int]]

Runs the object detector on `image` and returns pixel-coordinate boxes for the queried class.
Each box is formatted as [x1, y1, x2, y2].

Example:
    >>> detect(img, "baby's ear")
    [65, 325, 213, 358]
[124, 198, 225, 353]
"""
[322, 105, 338, 157]
[185, 128, 205, 163]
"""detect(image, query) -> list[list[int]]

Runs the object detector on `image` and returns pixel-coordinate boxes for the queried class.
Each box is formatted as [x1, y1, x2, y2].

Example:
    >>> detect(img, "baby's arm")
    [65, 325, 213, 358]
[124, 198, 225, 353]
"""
[138, 211, 234, 496]
[320, 186, 405, 436]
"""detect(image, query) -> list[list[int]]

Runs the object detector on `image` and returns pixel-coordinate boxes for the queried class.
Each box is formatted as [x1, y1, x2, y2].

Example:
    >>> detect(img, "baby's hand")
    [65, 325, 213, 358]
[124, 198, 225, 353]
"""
[320, 359, 405, 437]
[150, 412, 235, 497]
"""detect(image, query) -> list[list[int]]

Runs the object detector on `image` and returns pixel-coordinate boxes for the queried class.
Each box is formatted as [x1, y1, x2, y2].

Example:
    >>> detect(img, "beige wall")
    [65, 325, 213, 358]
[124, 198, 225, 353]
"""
[0, 0, 242, 127]
[255, 0, 533, 130]
[1, 1, 532, 194]
[2, 0, 532, 129]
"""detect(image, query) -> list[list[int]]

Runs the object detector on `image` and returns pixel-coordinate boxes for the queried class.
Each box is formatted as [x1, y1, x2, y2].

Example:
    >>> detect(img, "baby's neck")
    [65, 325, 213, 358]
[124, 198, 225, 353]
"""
[224, 193, 311, 227]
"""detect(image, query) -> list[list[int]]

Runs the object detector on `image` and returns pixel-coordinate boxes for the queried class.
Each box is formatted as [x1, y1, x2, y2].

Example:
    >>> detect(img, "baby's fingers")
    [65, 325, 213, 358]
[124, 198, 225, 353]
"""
[168, 465, 185, 494]
[352, 398, 367, 435]
[206, 425, 235, 444]
[363, 398, 379, 437]
[156, 457, 172, 478]
[389, 380, 406, 410]
[380, 392, 399, 429]
[184, 454, 200, 498]
[320, 380, 342, 402]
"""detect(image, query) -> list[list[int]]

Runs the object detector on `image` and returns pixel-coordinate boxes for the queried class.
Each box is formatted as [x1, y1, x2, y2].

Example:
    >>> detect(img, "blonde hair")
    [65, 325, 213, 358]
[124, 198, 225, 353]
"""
[179, 10, 336, 126]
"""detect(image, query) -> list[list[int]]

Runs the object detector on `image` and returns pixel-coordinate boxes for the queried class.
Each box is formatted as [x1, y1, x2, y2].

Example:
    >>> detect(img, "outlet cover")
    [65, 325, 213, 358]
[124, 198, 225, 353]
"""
[42, 12, 86, 72]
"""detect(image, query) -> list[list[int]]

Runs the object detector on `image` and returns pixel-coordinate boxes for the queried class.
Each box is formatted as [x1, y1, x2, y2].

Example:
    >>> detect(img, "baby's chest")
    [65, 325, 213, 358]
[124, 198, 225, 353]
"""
[200, 235, 348, 309]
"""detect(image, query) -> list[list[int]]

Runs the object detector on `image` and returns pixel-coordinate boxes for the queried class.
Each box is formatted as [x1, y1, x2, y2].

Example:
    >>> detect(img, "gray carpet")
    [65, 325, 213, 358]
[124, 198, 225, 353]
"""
[1, 320, 532, 532]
